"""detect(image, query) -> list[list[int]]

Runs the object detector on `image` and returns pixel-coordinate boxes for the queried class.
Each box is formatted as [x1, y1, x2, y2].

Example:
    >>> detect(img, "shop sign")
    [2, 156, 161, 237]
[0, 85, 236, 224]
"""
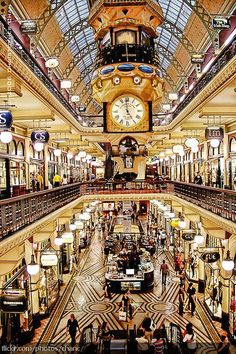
[41, 251, 58, 266]
[20, 20, 38, 34]
[182, 233, 195, 241]
[212, 18, 230, 29]
[0, 294, 26, 313]
[205, 127, 224, 140]
[200, 252, 220, 263]
[0, 110, 12, 129]
[31, 130, 50, 143]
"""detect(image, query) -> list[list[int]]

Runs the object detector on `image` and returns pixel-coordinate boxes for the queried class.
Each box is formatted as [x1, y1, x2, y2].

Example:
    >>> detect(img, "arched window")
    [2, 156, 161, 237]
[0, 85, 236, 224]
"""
[29, 145, 34, 158]
[230, 138, 236, 153]
[9, 140, 17, 155]
[17, 142, 24, 156]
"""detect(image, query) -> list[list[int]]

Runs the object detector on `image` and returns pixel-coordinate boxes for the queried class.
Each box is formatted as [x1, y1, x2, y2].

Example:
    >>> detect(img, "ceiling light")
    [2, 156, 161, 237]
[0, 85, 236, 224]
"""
[54, 234, 63, 246]
[162, 103, 171, 111]
[210, 139, 220, 148]
[61, 232, 74, 244]
[54, 148, 61, 156]
[191, 146, 199, 153]
[27, 255, 39, 275]
[179, 220, 186, 229]
[0, 131, 12, 144]
[34, 142, 44, 152]
[185, 138, 199, 148]
[45, 57, 59, 68]
[168, 92, 178, 100]
[173, 145, 183, 154]
[61, 79, 72, 89]
[179, 150, 185, 157]
[195, 234, 204, 244]
[222, 251, 234, 271]
[69, 223, 76, 231]
[71, 95, 80, 103]
[67, 152, 73, 159]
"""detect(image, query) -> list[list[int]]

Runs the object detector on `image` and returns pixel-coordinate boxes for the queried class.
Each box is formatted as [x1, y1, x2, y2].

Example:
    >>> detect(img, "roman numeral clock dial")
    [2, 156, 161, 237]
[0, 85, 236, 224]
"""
[110, 95, 145, 129]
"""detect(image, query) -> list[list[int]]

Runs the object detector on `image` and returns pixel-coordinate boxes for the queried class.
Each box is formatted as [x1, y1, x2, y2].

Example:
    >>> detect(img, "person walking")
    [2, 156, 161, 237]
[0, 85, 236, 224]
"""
[187, 283, 196, 316]
[160, 260, 169, 285]
[194, 172, 203, 185]
[179, 284, 185, 316]
[66, 313, 79, 347]
[183, 326, 197, 353]
[62, 174, 68, 185]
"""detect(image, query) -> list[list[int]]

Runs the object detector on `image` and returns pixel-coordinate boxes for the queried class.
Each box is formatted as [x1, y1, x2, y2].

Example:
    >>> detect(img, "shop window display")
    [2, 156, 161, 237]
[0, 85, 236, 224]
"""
[39, 267, 59, 316]
[186, 249, 198, 281]
[204, 263, 222, 319]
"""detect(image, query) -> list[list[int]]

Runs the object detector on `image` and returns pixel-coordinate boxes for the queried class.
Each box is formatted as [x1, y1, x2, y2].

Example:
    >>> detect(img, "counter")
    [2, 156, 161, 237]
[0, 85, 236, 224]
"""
[105, 265, 154, 292]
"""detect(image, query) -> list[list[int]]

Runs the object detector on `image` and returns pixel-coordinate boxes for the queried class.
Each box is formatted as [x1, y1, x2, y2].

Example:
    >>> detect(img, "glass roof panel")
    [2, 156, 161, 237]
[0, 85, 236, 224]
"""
[54, 0, 194, 89]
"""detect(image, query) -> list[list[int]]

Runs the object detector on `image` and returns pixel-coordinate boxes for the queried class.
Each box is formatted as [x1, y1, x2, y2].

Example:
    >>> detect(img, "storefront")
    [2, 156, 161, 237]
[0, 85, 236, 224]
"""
[38, 248, 60, 317]
[207, 142, 224, 188]
[227, 137, 236, 190]
[0, 267, 34, 345]
[192, 146, 204, 183]
[229, 276, 236, 341]
[29, 145, 44, 191]
[203, 250, 222, 319]
[48, 149, 58, 185]
[183, 150, 192, 183]
[9, 140, 26, 196]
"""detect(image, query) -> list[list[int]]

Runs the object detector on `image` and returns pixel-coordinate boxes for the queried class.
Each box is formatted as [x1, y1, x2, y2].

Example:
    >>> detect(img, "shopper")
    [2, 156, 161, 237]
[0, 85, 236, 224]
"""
[122, 290, 133, 320]
[194, 172, 203, 185]
[104, 281, 112, 299]
[178, 284, 185, 316]
[152, 332, 165, 354]
[53, 173, 61, 187]
[183, 326, 197, 353]
[160, 260, 169, 285]
[62, 174, 68, 185]
[217, 334, 231, 353]
[187, 283, 196, 316]
[36, 173, 44, 191]
[98, 321, 113, 354]
[66, 313, 79, 347]
[135, 329, 149, 353]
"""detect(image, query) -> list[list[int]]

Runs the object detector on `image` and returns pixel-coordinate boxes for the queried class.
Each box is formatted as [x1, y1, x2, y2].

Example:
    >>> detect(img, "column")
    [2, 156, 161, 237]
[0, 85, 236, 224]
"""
[223, 133, 229, 188]
[221, 270, 230, 330]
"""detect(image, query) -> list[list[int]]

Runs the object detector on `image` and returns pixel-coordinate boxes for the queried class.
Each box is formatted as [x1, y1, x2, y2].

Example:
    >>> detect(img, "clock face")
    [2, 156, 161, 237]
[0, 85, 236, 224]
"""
[111, 95, 144, 128]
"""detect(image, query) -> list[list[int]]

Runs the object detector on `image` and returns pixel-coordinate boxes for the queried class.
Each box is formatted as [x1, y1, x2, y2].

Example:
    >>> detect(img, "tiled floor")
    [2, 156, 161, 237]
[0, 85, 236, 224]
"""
[29, 229, 231, 353]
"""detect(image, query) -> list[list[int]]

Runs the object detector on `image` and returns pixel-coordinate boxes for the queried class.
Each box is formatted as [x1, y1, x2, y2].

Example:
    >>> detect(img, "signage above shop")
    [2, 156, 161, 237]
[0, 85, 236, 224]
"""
[41, 251, 58, 267]
[205, 127, 224, 140]
[200, 252, 220, 263]
[31, 130, 50, 143]
[20, 20, 38, 34]
[182, 232, 195, 241]
[0, 294, 26, 313]
[0, 110, 12, 129]
[212, 17, 230, 29]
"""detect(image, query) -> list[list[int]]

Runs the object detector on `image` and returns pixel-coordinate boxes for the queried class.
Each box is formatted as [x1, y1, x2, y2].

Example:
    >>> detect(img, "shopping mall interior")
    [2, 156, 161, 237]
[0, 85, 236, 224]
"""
[0, 0, 236, 353]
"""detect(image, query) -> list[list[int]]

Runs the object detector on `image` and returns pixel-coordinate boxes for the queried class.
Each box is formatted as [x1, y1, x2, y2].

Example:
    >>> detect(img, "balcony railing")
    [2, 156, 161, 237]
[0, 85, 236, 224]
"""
[173, 181, 236, 222]
[96, 44, 159, 67]
[0, 16, 79, 123]
[172, 35, 236, 119]
[2, 180, 236, 242]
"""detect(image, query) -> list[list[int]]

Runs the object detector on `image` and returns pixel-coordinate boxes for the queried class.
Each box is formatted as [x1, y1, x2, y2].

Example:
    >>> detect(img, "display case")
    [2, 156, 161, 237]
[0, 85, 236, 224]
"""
[204, 263, 222, 319]
[229, 278, 236, 341]
[39, 266, 59, 316]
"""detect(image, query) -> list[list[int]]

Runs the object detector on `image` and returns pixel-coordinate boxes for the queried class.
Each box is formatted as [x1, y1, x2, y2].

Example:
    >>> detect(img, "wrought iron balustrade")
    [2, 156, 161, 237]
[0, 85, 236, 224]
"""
[172, 36, 236, 119]
[0, 16, 79, 123]
[173, 181, 236, 222]
[0, 183, 83, 240]
[96, 44, 159, 67]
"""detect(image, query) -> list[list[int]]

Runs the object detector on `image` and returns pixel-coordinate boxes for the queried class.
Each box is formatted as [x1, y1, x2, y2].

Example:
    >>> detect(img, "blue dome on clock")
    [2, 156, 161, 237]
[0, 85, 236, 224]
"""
[100, 66, 115, 75]
[117, 63, 135, 72]
[138, 65, 153, 74]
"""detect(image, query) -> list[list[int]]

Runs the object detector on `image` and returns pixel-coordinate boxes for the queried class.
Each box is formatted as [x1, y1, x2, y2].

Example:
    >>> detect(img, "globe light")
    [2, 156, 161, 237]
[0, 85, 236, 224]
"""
[78, 151, 86, 158]
[82, 157, 87, 163]
[75, 220, 83, 230]
[67, 152, 73, 160]
[27, 255, 40, 275]
[179, 150, 185, 157]
[195, 234, 204, 244]
[86, 154, 92, 161]
[191, 146, 199, 153]
[222, 251, 234, 271]
[185, 138, 199, 148]
[210, 139, 220, 148]
[61, 79, 72, 89]
[54, 148, 61, 157]
[0, 131, 13, 143]
[86, 207, 91, 213]
[82, 212, 91, 221]
[173, 145, 183, 154]
[71, 95, 80, 103]
[34, 142, 44, 152]
[54, 234, 63, 246]
[45, 57, 59, 68]
[179, 220, 187, 229]
[69, 223, 77, 231]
